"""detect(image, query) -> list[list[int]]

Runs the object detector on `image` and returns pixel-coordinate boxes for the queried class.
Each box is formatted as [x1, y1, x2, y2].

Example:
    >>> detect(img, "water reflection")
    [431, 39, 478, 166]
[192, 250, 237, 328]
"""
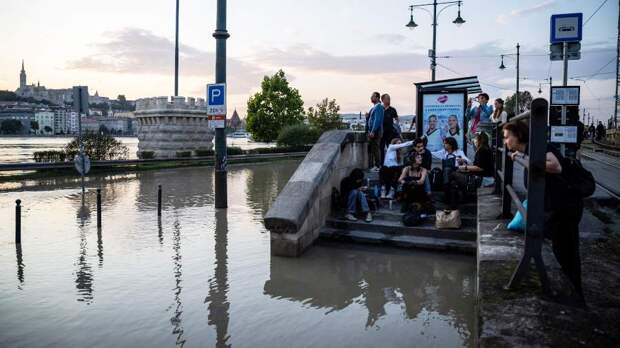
[16, 244, 25, 288]
[244, 161, 300, 216]
[135, 170, 214, 212]
[96, 227, 104, 267]
[169, 217, 186, 346]
[264, 243, 474, 337]
[74, 225, 94, 304]
[158, 216, 164, 246]
[205, 208, 231, 348]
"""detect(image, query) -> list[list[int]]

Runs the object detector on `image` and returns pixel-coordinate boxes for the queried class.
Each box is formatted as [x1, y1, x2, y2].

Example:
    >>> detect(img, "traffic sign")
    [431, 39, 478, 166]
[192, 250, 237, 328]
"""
[206, 83, 226, 115]
[550, 86, 580, 105]
[74, 154, 91, 175]
[549, 42, 581, 61]
[550, 13, 582, 43]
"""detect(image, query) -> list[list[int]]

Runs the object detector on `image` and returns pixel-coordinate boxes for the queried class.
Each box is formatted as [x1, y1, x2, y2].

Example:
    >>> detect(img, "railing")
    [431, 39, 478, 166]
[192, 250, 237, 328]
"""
[493, 98, 550, 293]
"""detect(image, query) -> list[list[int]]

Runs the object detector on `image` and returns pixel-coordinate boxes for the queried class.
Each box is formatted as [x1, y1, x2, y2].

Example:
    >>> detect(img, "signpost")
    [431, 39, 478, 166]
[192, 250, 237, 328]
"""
[549, 13, 582, 157]
[207, 83, 226, 129]
[74, 154, 91, 175]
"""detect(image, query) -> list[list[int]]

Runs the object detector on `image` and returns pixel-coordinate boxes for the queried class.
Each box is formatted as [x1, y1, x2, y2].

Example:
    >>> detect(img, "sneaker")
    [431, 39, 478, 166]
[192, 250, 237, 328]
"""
[365, 212, 373, 222]
[386, 189, 395, 200]
[345, 213, 357, 221]
[371, 166, 380, 172]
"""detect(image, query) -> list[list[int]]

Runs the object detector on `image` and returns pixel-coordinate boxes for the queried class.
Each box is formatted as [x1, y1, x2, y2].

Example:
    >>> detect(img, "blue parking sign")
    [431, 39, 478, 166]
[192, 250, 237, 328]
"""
[550, 13, 582, 43]
[206, 83, 226, 116]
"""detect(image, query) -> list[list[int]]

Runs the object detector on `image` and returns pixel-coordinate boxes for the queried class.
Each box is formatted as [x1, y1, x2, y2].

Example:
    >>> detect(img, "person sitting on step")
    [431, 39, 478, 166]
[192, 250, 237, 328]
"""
[398, 154, 429, 213]
[454, 131, 495, 191]
[431, 137, 471, 209]
[380, 137, 414, 200]
[340, 168, 373, 222]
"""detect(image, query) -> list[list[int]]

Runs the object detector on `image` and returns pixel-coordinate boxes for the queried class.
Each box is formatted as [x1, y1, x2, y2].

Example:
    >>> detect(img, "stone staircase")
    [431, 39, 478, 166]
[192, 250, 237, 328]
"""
[319, 170, 478, 254]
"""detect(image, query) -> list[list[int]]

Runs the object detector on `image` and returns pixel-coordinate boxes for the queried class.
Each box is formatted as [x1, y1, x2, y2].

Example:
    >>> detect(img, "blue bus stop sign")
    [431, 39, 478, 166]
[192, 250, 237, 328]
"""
[550, 13, 582, 43]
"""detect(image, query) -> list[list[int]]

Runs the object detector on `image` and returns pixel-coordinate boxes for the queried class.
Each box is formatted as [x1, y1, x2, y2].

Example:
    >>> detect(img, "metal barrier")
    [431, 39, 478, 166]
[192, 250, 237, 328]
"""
[493, 98, 550, 292]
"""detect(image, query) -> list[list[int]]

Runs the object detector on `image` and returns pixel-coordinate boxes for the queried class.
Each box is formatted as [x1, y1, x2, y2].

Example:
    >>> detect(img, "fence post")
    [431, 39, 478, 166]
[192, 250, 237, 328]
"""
[157, 185, 162, 217]
[506, 98, 550, 293]
[15, 199, 21, 244]
[494, 125, 503, 194]
[96, 188, 102, 228]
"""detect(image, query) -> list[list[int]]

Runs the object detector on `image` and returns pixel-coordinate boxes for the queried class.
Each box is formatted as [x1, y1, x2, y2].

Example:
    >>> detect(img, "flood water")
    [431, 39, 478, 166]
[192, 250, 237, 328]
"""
[0, 137, 274, 163]
[0, 161, 476, 347]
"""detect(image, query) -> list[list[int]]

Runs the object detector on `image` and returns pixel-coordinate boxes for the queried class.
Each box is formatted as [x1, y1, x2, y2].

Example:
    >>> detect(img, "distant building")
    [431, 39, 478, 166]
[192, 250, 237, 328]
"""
[16, 60, 73, 105]
[0, 108, 34, 134]
[53, 108, 68, 134]
[227, 109, 243, 130]
[90, 90, 110, 104]
[34, 109, 55, 134]
[66, 112, 80, 134]
[72, 86, 89, 115]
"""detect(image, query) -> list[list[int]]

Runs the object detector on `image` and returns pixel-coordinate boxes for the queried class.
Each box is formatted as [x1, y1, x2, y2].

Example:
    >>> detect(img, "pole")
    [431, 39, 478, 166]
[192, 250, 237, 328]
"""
[615, 0, 620, 128]
[174, 0, 180, 97]
[213, 0, 229, 208]
[431, 0, 438, 81]
[96, 188, 102, 228]
[561, 41, 568, 156]
[158, 184, 162, 216]
[77, 88, 85, 204]
[15, 199, 21, 244]
[515, 43, 520, 114]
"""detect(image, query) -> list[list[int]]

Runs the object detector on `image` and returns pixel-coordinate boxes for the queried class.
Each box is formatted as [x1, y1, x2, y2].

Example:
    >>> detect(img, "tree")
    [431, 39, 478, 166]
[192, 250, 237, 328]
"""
[276, 124, 321, 147]
[246, 70, 305, 142]
[0, 119, 23, 134]
[30, 120, 39, 133]
[504, 91, 533, 117]
[44, 126, 53, 133]
[307, 98, 342, 132]
[99, 124, 110, 135]
[65, 133, 128, 160]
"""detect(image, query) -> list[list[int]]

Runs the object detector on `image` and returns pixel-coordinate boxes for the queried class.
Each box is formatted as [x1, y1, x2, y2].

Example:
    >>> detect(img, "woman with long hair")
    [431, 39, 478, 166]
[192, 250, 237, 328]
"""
[398, 154, 428, 211]
[491, 98, 507, 123]
[456, 131, 495, 187]
[381, 137, 413, 199]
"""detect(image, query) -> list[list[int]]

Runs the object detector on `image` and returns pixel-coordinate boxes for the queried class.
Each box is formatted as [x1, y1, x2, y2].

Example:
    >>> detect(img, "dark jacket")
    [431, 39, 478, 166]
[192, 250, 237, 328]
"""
[340, 168, 365, 196]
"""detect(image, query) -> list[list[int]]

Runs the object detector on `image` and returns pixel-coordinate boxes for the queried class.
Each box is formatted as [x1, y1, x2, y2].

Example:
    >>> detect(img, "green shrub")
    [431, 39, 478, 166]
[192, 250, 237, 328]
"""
[138, 151, 155, 159]
[65, 133, 128, 160]
[194, 149, 214, 157]
[33, 150, 68, 162]
[248, 146, 311, 154]
[227, 146, 243, 155]
[276, 124, 320, 147]
[176, 151, 192, 158]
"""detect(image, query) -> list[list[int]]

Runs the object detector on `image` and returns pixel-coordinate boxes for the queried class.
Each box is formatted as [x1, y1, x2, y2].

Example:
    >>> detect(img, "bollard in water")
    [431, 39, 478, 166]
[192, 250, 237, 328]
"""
[15, 199, 21, 244]
[96, 188, 102, 228]
[157, 185, 162, 216]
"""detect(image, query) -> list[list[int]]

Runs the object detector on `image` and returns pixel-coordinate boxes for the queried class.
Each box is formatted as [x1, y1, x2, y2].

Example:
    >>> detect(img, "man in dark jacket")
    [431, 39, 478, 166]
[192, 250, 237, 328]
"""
[380, 94, 399, 165]
[340, 168, 372, 222]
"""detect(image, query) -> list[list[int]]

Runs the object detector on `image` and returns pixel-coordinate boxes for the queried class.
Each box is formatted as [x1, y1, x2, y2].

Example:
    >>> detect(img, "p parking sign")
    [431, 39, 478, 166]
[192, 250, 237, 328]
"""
[207, 83, 226, 128]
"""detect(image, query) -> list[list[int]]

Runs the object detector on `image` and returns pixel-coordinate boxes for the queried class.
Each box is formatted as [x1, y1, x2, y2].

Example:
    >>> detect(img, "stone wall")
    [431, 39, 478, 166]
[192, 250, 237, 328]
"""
[264, 130, 368, 257]
[135, 96, 214, 158]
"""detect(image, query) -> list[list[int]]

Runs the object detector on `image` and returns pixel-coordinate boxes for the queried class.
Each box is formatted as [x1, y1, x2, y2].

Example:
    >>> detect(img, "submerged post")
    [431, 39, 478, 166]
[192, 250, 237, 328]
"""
[157, 185, 162, 216]
[15, 199, 21, 244]
[96, 188, 102, 228]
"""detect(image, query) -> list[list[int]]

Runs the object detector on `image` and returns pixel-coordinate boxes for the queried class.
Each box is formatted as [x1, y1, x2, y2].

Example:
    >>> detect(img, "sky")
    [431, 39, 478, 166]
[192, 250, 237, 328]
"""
[0, 0, 617, 123]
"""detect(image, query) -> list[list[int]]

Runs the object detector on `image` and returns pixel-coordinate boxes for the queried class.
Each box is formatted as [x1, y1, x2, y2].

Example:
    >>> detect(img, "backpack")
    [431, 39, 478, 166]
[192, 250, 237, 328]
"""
[561, 158, 596, 198]
[402, 205, 424, 226]
[429, 168, 443, 191]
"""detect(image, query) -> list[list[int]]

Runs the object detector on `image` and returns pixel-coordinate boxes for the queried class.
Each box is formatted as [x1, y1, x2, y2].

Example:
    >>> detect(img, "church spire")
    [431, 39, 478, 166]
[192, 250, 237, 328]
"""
[19, 59, 27, 89]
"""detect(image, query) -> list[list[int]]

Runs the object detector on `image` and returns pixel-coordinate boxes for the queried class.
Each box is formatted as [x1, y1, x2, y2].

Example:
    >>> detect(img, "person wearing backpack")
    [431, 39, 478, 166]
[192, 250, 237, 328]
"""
[503, 120, 587, 303]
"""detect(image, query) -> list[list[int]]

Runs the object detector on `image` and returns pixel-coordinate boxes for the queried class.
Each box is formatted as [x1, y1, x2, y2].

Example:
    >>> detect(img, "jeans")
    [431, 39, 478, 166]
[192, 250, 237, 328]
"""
[368, 133, 382, 168]
[424, 176, 431, 194]
[347, 189, 369, 214]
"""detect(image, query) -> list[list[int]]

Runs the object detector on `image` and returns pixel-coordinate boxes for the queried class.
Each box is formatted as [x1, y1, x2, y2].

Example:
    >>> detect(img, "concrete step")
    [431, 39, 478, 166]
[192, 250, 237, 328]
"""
[326, 217, 477, 242]
[319, 227, 476, 254]
[372, 207, 477, 226]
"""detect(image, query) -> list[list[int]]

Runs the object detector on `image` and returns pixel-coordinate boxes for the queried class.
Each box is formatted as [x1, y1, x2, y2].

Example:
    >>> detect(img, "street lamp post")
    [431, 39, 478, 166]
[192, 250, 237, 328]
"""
[213, 0, 229, 208]
[498, 43, 521, 114]
[406, 0, 465, 81]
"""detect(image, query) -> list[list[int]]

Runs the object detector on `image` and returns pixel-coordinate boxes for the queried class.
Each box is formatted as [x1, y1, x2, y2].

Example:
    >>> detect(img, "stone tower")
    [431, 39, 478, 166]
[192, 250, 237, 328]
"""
[19, 60, 26, 89]
[135, 96, 214, 158]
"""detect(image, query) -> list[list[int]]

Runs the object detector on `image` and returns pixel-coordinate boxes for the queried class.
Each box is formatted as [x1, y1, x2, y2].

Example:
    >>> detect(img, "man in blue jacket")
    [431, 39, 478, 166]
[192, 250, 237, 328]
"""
[367, 91, 384, 171]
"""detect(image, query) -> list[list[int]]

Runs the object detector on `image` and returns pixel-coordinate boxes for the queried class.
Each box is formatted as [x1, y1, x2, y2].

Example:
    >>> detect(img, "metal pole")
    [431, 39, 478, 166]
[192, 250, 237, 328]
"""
[431, 0, 438, 81]
[213, 0, 229, 208]
[615, 0, 620, 128]
[15, 199, 21, 244]
[158, 185, 162, 216]
[96, 188, 102, 228]
[561, 41, 568, 156]
[515, 43, 520, 114]
[77, 88, 85, 204]
[174, 0, 180, 97]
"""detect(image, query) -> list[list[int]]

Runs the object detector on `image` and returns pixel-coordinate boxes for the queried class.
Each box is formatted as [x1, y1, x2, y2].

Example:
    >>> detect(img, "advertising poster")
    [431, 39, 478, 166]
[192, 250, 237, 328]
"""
[421, 93, 466, 152]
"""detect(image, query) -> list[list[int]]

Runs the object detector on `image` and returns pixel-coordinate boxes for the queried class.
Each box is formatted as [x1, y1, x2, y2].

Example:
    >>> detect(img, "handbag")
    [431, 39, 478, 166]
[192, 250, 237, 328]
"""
[435, 209, 461, 229]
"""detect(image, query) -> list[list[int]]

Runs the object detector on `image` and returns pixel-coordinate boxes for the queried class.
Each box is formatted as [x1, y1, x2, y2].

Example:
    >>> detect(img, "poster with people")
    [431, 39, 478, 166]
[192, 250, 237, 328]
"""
[421, 93, 466, 152]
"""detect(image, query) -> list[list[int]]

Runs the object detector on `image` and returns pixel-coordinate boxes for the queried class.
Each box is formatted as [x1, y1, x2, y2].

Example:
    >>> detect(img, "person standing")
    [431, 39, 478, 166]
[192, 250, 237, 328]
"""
[367, 92, 384, 171]
[490, 98, 507, 123]
[576, 120, 585, 160]
[596, 121, 606, 141]
[466, 93, 494, 135]
[381, 94, 399, 165]
[503, 120, 585, 303]
[588, 123, 595, 139]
